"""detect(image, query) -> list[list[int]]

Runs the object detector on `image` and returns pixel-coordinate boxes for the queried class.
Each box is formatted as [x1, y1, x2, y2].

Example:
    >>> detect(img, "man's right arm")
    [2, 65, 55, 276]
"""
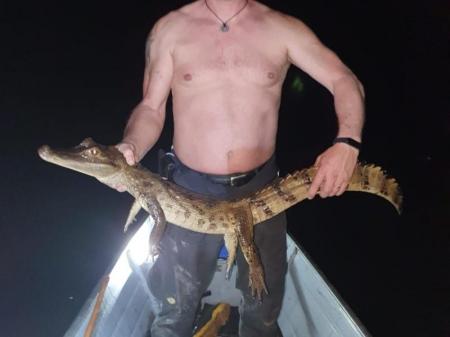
[119, 16, 175, 165]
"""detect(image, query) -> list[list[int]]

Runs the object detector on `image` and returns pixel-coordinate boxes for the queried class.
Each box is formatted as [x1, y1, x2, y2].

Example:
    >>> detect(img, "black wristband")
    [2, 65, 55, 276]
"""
[333, 137, 361, 150]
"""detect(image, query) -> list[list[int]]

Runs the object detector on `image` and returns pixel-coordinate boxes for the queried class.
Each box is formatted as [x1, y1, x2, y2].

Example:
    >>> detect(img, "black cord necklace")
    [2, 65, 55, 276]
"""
[204, 0, 249, 32]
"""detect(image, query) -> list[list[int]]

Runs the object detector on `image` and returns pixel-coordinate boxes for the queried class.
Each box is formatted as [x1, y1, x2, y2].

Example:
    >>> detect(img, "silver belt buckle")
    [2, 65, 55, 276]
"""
[229, 173, 247, 187]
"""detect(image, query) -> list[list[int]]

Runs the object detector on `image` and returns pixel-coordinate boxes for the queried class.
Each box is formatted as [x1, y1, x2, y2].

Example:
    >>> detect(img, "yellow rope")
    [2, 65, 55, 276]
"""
[193, 303, 231, 337]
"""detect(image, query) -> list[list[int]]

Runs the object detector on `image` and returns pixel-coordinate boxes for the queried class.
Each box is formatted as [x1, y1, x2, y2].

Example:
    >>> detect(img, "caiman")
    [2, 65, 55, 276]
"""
[38, 138, 402, 299]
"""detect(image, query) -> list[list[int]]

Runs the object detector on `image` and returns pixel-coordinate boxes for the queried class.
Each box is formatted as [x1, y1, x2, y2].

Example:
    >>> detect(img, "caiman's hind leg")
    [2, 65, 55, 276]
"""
[231, 207, 268, 300]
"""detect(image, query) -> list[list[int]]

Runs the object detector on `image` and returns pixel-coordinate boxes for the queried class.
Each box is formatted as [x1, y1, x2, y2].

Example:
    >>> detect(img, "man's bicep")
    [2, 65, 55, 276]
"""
[141, 22, 174, 111]
[142, 53, 173, 112]
[142, 30, 154, 96]
[284, 17, 352, 93]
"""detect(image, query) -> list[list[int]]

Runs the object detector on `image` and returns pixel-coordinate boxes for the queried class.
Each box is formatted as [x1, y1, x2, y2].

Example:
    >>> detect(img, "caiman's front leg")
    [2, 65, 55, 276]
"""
[138, 194, 167, 258]
[231, 206, 268, 300]
[124, 199, 142, 233]
[223, 232, 238, 280]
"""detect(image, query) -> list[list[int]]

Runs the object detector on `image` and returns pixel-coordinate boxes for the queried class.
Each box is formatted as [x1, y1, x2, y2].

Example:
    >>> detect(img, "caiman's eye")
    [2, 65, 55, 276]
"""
[83, 147, 99, 156]
[88, 148, 98, 155]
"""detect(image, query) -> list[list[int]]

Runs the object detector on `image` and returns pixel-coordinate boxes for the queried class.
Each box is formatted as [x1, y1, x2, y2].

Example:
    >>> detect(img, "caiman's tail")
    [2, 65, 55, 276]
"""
[347, 164, 402, 212]
[250, 163, 402, 223]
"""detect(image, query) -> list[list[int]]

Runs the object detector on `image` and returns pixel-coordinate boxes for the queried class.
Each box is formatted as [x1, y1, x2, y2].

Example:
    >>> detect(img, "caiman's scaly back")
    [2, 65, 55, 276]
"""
[39, 138, 402, 299]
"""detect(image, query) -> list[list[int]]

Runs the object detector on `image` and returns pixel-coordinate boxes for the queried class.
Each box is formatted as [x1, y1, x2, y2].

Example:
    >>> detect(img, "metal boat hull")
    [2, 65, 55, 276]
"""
[64, 218, 370, 337]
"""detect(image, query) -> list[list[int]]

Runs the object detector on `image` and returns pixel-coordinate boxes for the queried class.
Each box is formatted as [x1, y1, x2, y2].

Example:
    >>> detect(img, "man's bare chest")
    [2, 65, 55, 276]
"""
[172, 31, 288, 88]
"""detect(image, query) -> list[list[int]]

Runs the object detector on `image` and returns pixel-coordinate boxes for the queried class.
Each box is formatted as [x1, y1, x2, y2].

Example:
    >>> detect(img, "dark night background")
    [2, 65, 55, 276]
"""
[1, 0, 448, 336]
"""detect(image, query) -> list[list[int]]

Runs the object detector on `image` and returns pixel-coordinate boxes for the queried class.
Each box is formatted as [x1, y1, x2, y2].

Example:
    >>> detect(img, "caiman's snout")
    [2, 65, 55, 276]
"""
[38, 145, 52, 160]
[38, 139, 127, 180]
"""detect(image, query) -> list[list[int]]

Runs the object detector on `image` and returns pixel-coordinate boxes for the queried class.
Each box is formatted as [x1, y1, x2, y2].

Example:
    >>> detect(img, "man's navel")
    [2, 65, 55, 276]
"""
[226, 150, 233, 161]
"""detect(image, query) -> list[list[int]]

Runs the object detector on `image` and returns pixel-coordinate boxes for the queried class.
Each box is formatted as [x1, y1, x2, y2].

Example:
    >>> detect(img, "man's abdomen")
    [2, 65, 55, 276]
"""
[171, 86, 281, 174]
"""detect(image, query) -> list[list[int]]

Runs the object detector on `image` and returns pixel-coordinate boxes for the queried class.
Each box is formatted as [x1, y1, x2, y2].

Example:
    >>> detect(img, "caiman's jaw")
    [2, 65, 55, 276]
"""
[38, 138, 127, 180]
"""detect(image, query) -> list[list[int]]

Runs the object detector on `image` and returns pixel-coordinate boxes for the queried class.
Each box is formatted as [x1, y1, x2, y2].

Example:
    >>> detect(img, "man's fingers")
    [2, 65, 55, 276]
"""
[308, 143, 358, 198]
[307, 169, 325, 199]
[123, 150, 136, 166]
[116, 143, 137, 166]
[328, 173, 344, 197]
[320, 173, 336, 198]
[331, 184, 340, 197]
[336, 180, 348, 196]
[100, 142, 137, 192]
[116, 185, 127, 192]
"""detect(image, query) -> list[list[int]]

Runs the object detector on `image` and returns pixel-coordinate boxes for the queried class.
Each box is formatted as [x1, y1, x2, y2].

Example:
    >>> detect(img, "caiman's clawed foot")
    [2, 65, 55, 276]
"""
[225, 263, 234, 280]
[150, 245, 160, 262]
[224, 233, 238, 280]
[249, 264, 268, 301]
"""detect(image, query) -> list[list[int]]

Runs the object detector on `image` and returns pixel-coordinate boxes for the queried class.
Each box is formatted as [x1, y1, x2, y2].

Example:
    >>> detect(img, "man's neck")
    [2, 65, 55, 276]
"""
[204, 0, 249, 19]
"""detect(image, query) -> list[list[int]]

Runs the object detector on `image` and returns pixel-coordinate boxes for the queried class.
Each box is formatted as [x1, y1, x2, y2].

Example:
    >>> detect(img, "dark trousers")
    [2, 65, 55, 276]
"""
[148, 154, 287, 337]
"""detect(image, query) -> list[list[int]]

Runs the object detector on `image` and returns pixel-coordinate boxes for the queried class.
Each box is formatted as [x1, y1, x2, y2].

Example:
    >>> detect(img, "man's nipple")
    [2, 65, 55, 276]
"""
[183, 73, 192, 81]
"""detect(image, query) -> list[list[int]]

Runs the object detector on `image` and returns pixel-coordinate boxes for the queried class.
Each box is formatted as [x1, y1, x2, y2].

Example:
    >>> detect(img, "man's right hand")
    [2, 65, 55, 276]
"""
[106, 142, 138, 192]
[116, 142, 138, 166]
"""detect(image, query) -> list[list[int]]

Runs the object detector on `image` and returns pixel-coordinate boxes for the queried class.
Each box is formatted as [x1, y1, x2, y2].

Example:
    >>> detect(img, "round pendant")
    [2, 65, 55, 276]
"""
[220, 23, 229, 32]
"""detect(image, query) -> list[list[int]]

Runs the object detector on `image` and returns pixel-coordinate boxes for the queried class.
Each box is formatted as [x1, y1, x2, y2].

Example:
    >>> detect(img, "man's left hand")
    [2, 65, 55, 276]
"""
[307, 143, 359, 199]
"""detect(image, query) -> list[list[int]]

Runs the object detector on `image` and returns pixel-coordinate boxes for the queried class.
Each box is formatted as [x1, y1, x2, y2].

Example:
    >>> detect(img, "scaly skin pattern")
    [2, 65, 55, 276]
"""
[38, 138, 403, 299]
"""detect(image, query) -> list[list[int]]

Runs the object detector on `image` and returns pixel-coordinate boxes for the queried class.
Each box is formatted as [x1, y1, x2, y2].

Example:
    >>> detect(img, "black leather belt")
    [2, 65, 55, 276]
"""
[207, 170, 259, 187]
[159, 148, 272, 187]
[206, 158, 273, 186]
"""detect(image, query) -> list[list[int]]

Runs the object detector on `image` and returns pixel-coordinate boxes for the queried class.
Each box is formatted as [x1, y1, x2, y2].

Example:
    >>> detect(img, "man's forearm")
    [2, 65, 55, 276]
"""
[122, 102, 166, 161]
[332, 74, 365, 142]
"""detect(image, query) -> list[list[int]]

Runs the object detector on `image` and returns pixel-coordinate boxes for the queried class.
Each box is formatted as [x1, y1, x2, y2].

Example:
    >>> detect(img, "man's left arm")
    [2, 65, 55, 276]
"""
[280, 14, 365, 198]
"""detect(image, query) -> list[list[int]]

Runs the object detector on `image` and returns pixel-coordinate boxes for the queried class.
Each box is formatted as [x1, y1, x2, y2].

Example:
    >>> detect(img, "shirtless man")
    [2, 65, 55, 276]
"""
[113, 0, 364, 336]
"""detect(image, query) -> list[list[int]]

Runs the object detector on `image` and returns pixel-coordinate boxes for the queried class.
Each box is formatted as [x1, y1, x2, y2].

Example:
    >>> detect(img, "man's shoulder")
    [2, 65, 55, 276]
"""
[155, 1, 200, 28]
[151, 11, 182, 33]
[259, 5, 304, 29]
[261, 7, 316, 46]
[149, 2, 204, 42]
